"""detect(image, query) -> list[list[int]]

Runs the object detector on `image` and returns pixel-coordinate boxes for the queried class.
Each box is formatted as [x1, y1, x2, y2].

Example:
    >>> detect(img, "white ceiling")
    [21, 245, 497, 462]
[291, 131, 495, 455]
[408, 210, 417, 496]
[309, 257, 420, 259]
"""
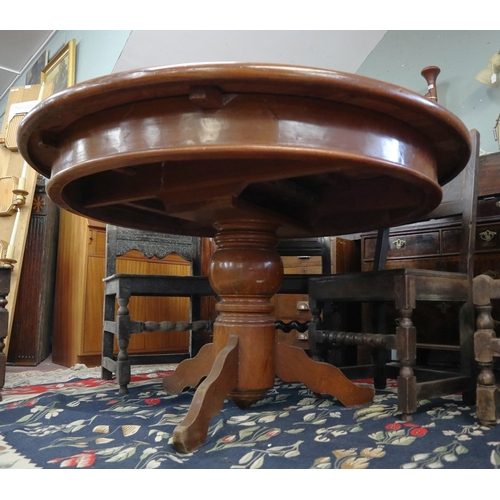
[0, 30, 55, 102]
[0, 30, 387, 102]
[113, 31, 387, 74]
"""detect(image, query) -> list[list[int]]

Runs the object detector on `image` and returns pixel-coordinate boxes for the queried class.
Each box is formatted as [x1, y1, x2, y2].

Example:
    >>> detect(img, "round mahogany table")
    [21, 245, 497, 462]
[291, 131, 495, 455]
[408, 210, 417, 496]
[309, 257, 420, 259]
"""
[17, 63, 471, 453]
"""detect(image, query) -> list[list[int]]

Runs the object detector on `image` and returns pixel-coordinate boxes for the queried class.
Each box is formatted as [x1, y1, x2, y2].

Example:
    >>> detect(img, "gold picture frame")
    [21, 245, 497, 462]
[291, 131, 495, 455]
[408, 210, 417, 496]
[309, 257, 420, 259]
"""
[41, 39, 76, 94]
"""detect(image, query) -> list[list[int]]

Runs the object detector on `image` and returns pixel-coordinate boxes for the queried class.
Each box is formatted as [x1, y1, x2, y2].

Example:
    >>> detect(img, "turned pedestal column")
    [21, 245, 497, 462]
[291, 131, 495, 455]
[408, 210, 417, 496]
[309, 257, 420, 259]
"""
[210, 219, 283, 408]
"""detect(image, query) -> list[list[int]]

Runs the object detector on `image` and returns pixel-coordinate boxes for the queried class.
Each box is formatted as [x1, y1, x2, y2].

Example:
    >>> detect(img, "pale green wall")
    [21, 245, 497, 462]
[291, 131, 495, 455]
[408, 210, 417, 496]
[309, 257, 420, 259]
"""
[357, 30, 500, 153]
[0, 30, 131, 121]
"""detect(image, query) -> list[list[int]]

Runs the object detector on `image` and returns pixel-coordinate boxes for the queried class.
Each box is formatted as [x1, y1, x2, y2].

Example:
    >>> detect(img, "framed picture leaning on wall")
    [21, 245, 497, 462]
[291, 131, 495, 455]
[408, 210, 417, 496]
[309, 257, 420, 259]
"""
[41, 39, 76, 94]
[25, 51, 48, 85]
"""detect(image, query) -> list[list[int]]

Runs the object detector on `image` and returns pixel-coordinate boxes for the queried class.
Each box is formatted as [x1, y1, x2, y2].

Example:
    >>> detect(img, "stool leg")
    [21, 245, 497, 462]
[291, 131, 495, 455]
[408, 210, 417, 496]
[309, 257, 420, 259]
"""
[476, 362, 499, 426]
[116, 295, 132, 394]
[396, 308, 417, 419]
[101, 292, 115, 380]
[475, 303, 499, 426]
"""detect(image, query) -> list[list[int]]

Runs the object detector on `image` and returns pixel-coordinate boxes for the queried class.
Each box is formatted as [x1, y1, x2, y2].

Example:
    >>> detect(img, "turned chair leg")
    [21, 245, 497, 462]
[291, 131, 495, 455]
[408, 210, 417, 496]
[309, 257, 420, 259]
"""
[101, 292, 115, 381]
[396, 308, 417, 419]
[475, 302, 499, 426]
[115, 295, 132, 394]
[476, 362, 499, 426]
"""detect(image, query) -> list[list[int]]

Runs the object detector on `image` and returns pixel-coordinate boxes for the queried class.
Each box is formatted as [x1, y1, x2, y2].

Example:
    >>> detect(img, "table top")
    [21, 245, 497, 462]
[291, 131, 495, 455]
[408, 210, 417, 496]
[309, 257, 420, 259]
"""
[17, 63, 471, 238]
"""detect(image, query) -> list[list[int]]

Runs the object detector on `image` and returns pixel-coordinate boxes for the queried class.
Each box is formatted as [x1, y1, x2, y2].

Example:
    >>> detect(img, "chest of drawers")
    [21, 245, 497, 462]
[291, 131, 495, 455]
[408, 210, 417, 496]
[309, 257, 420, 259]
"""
[274, 237, 360, 349]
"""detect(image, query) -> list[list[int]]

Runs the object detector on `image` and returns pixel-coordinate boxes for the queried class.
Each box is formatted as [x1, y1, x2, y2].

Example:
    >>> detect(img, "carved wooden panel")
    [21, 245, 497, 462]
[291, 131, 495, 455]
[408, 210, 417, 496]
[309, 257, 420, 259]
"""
[114, 227, 199, 261]
[7, 176, 59, 365]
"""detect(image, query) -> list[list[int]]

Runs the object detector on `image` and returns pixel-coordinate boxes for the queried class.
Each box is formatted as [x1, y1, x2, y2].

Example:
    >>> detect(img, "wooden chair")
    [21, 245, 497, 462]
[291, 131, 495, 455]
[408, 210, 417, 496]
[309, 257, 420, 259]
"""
[101, 228, 328, 394]
[308, 129, 480, 419]
[473, 273, 500, 426]
[102, 225, 215, 393]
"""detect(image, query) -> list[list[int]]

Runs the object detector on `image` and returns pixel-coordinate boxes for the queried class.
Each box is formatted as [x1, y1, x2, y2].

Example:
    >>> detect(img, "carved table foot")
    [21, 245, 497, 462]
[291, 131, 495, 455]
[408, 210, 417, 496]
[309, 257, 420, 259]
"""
[163, 342, 214, 394]
[171, 335, 239, 454]
[275, 339, 375, 407]
[166, 336, 375, 454]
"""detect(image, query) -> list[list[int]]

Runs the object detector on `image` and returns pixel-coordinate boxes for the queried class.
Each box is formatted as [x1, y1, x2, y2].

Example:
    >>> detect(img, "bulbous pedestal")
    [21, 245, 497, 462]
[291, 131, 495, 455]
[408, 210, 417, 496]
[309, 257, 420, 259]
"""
[210, 219, 283, 407]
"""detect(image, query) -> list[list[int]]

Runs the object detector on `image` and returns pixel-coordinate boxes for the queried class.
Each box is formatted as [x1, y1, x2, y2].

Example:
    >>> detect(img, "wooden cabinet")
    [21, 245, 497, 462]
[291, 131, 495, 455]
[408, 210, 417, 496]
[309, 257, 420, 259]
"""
[52, 210, 192, 368]
[274, 237, 360, 348]
[362, 216, 500, 273]
[273, 253, 323, 344]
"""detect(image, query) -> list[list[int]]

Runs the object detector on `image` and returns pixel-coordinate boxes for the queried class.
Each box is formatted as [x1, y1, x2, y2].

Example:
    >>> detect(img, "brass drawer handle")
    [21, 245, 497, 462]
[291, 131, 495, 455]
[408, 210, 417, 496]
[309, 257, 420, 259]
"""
[392, 238, 406, 250]
[479, 229, 497, 242]
[296, 301, 310, 311]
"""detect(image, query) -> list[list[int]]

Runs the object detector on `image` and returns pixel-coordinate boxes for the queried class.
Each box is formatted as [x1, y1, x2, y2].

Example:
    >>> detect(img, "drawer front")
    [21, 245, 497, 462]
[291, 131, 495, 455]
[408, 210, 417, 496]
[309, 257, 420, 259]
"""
[363, 232, 440, 261]
[476, 223, 500, 251]
[282, 255, 322, 275]
[273, 293, 312, 322]
[443, 222, 500, 254]
[477, 196, 500, 219]
[478, 152, 500, 197]
[364, 221, 500, 264]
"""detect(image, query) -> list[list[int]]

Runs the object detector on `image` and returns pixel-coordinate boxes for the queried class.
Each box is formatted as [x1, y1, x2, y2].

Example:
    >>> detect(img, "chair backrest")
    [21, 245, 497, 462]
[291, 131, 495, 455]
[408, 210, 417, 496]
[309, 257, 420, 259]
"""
[375, 129, 480, 279]
[105, 225, 202, 278]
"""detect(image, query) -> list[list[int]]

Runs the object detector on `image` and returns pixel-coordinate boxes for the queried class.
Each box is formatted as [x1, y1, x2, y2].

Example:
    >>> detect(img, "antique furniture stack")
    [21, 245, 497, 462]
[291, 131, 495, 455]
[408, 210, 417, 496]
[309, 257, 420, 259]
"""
[308, 129, 480, 419]
[359, 151, 500, 363]
[102, 231, 345, 393]
[17, 63, 471, 452]
[472, 151, 500, 427]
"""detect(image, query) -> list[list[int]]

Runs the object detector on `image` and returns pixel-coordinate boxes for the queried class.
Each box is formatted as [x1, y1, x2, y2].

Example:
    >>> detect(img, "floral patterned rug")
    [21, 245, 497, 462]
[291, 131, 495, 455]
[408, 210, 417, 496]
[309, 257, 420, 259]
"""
[1, 370, 499, 469]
